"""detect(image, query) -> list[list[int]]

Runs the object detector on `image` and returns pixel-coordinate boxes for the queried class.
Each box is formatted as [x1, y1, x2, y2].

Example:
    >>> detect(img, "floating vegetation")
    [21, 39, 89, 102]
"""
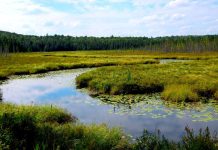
[95, 94, 218, 122]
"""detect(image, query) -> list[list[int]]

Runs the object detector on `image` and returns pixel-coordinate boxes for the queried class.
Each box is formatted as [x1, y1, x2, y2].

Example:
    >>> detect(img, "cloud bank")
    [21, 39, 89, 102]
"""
[0, 0, 217, 36]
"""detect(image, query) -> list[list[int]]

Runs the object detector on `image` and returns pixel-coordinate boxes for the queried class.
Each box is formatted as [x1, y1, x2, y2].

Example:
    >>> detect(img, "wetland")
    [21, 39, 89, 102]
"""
[0, 51, 218, 149]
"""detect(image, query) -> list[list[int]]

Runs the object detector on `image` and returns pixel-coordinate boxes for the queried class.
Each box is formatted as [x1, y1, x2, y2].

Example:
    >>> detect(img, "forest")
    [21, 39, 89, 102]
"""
[0, 30, 218, 53]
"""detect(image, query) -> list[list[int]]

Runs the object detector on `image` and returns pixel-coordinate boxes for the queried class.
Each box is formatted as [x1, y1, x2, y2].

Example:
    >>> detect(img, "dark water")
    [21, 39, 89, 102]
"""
[0, 68, 218, 141]
[0, 89, 2, 101]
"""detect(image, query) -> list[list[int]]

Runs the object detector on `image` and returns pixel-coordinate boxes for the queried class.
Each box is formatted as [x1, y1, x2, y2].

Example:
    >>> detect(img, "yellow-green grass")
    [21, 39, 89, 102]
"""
[162, 84, 199, 102]
[0, 103, 130, 149]
[1, 50, 218, 80]
[215, 91, 218, 100]
[0, 51, 161, 80]
[76, 58, 218, 102]
[0, 103, 75, 124]
[1, 50, 218, 102]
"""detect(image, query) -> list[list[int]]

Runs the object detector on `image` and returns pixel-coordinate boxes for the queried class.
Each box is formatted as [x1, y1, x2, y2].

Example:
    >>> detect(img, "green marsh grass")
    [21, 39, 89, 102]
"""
[1, 51, 218, 149]
[76, 58, 218, 102]
[215, 91, 218, 100]
[0, 103, 130, 150]
[1, 50, 218, 80]
[0, 51, 161, 80]
[162, 84, 199, 102]
[0, 103, 75, 124]
[0, 104, 218, 149]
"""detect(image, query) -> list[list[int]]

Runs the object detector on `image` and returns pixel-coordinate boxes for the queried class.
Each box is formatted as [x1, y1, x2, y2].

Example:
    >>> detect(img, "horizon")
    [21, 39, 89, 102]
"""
[1, 30, 218, 38]
[0, 0, 218, 37]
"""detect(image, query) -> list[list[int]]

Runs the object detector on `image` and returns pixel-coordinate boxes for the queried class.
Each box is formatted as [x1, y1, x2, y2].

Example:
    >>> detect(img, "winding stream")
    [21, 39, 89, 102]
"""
[0, 65, 218, 141]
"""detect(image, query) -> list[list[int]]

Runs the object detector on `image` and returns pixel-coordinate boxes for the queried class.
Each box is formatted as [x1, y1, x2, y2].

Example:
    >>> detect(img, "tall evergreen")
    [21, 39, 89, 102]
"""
[0, 31, 217, 53]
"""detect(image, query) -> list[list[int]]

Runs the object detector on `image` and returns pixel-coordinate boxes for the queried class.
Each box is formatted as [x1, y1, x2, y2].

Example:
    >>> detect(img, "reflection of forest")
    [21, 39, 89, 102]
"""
[0, 89, 2, 101]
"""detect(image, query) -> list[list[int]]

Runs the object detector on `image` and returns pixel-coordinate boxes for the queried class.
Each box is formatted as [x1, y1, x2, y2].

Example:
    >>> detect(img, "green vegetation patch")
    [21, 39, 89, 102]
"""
[162, 84, 199, 102]
[0, 103, 130, 150]
[1, 51, 218, 80]
[93, 93, 218, 122]
[76, 58, 218, 102]
[0, 51, 160, 80]
[0, 103, 218, 149]
[215, 91, 218, 100]
[134, 127, 218, 150]
[0, 104, 75, 124]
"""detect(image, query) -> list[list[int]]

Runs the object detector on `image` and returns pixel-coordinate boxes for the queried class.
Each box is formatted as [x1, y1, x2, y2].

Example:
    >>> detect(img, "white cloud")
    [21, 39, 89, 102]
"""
[0, 0, 80, 35]
[109, 0, 127, 3]
[168, 0, 190, 8]
[56, 0, 96, 4]
[0, 0, 217, 36]
[132, 0, 161, 5]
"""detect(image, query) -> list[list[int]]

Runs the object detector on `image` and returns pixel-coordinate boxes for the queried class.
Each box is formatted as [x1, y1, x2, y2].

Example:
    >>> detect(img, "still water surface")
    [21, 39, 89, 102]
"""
[0, 67, 218, 140]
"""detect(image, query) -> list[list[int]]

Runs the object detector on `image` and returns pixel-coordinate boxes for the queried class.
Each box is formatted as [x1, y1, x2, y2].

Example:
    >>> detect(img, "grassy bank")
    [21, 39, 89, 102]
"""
[1, 51, 218, 80]
[76, 58, 218, 102]
[0, 51, 162, 80]
[0, 103, 218, 150]
[0, 103, 130, 150]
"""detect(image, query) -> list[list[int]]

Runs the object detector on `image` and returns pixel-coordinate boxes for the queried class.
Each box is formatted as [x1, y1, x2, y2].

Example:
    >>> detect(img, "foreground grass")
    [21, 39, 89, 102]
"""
[0, 103, 218, 150]
[134, 127, 218, 150]
[76, 58, 218, 102]
[0, 103, 130, 150]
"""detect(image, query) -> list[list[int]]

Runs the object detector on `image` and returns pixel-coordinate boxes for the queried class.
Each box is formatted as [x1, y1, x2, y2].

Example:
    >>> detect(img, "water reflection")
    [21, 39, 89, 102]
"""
[0, 89, 2, 101]
[159, 59, 191, 64]
[0, 68, 217, 140]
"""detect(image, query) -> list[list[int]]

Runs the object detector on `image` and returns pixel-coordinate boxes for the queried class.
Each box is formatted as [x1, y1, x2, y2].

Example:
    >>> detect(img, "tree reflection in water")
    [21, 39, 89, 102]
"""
[0, 89, 2, 101]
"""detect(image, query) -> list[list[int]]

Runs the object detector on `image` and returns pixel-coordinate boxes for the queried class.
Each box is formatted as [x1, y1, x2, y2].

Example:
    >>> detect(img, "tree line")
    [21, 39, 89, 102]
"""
[0, 30, 218, 53]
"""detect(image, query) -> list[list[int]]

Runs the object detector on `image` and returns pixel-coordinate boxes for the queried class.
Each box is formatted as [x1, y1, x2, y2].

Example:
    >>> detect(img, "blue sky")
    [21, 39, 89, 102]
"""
[0, 0, 218, 37]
